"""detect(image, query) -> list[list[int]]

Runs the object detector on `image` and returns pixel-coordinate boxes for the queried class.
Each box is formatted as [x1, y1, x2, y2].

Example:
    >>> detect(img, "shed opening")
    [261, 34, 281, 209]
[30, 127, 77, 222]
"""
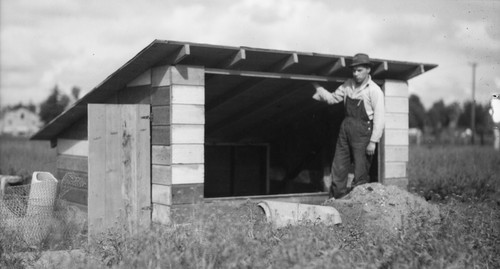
[204, 75, 379, 198]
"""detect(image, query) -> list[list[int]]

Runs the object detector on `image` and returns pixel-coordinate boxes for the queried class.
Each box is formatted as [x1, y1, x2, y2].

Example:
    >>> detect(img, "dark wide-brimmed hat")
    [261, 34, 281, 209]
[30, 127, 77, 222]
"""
[349, 53, 372, 67]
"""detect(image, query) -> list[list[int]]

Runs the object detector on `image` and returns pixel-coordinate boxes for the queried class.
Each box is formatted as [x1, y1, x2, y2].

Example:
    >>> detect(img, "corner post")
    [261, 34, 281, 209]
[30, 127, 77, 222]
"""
[150, 65, 205, 225]
[381, 80, 409, 189]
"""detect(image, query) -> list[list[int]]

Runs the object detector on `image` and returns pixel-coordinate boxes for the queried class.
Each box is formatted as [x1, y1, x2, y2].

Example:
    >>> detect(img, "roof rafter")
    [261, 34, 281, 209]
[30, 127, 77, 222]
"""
[223, 48, 246, 69]
[407, 64, 425, 80]
[372, 61, 388, 77]
[320, 57, 346, 76]
[273, 53, 299, 72]
[165, 44, 190, 65]
[206, 53, 302, 112]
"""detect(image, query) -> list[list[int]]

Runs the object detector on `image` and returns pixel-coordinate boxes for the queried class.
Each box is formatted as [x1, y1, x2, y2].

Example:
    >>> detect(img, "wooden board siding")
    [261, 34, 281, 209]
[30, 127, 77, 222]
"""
[152, 184, 172, 205]
[171, 184, 204, 204]
[57, 139, 89, 157]
[118, 66, 206, 225]
[152, 203, 171, 225]
[382, 80, 409, 189]
[127, 69, 152, 87]
[384, 146, 409, 162]
[88, 104, 151, 235]
[152, 165, 171, 185]
[151, 86, 171, 106]
[118, 85, 152, 104]
[56, 155, 88, 172]
[149, 65, 205, 225]
[88, 105, 106, 233]
[58, 117, 88, 140]
[152, 145, 204, 164]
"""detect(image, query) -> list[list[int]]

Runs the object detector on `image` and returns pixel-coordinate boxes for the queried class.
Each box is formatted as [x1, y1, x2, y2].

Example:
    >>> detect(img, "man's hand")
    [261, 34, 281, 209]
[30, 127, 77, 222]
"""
[366, 141, 376, 155]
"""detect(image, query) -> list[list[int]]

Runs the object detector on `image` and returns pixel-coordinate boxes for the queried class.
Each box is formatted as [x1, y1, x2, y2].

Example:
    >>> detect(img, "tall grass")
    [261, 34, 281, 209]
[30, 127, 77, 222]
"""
[408, 145, 500, 202]
[0, 135, 57, 179]
[1, 141, 499, 268]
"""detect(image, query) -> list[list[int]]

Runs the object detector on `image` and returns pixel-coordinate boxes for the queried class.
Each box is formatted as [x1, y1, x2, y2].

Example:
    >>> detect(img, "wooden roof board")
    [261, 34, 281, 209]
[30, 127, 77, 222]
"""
[32, 39, 437, 141]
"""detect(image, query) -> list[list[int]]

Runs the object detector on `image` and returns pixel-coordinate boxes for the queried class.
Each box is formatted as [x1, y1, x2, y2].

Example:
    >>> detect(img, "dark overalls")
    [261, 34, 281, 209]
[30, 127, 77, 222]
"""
[330, 96, 374, 198]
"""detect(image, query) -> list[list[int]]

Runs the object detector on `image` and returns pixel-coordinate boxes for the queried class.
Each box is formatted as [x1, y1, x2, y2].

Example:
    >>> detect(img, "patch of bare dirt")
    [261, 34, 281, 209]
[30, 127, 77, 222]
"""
[323, 183, 440, 239]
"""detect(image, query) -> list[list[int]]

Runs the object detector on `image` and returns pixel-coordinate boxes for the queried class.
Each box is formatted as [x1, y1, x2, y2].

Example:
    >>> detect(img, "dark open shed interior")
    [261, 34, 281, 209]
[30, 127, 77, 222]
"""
[204, 74, 370, 197]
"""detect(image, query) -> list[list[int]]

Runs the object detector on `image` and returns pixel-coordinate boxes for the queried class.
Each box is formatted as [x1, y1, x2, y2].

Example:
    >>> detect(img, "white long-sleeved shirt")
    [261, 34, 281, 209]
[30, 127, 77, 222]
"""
[312, 76, 385, 143]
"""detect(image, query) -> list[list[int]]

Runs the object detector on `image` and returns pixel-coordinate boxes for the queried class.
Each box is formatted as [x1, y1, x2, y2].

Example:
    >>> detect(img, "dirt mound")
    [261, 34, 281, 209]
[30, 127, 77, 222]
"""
[324, 183, 440, 238]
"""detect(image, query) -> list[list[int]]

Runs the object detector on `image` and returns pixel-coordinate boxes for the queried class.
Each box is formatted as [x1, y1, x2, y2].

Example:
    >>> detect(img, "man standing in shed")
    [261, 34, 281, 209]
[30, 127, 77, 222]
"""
[312, 53, 385, 198]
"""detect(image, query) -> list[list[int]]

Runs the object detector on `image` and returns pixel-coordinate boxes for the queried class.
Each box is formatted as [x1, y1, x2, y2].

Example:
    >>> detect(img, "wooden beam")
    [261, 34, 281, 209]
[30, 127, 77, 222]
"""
[273, 53, 299, 72]
[372, 61, 388, 77]
[205, 68, 344, 83]
[166, 44, 190, 65]
[320, 57, 345, 76]
[223, 48, 246, 69]
[407, 64, 425, 79]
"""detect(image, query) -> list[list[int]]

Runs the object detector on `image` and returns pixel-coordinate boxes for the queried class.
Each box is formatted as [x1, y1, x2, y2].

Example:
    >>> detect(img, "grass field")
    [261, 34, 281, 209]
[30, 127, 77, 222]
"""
[0, 136, 57, 180]
[1, 137, 499, 268]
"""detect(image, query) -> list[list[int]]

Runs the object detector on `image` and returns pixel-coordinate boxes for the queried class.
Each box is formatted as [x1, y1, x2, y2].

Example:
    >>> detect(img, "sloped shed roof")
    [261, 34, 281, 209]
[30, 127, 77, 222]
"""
[32, 39, 437, 140]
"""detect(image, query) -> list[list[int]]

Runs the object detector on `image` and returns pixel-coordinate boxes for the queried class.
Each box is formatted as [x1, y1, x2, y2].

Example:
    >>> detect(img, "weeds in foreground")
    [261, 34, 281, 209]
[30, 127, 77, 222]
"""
[1, 140, 499, 268]
[69, 197, 498, 269]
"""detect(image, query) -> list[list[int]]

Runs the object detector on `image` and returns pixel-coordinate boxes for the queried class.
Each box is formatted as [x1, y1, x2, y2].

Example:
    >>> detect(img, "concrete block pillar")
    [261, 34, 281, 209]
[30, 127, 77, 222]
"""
[382, 80, 409, 189]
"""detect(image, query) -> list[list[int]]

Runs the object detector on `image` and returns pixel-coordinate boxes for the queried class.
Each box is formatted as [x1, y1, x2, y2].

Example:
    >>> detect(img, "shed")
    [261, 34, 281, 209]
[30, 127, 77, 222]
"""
[31, 40, 436, 235]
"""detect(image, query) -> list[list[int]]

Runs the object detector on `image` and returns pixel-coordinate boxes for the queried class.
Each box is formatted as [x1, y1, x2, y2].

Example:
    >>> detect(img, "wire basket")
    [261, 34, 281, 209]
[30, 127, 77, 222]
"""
[0, 173, 87, 249]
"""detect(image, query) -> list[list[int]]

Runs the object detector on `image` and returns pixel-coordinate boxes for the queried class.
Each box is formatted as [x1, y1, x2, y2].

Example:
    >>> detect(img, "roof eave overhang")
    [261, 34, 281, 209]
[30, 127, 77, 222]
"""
[31, 39, 437, 141]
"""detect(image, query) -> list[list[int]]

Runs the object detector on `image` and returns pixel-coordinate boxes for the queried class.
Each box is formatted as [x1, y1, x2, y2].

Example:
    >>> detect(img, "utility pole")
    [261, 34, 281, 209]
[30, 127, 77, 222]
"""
[470, 62, 477, 145]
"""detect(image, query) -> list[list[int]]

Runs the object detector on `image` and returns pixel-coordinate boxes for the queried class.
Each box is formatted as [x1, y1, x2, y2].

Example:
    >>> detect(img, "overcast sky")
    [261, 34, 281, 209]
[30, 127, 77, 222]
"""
[1, 0, 499, 109]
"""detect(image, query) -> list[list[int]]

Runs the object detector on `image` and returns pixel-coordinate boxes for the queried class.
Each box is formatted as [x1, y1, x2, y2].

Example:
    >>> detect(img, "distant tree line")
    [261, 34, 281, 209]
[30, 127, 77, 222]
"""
[409, 94, 493, 144]
[3, 85, 82, 125]
[38, 85, 80, 124]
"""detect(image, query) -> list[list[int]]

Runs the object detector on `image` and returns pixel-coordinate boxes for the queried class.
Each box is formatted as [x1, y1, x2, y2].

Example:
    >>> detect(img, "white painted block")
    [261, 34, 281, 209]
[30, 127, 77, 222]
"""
[152, 184, 172, 205]
[385, 113, 408, 130]
[171, 85, 205, 105]
[171, 164, 204, 184]
[385, 97, 409, 113]
[152, 204, 171, 225]
[383, 80, 408, 97]
[384, 129, 409, 146]
[171, 144, 204, 164]
[152, 65, 171, 87]
[171, 104, 205, 124]
[57, 139, 88, 157]
[170, 65, 205, 86]
[384, 146, 409, 162]
[127, 69, 152, 87]
[385, 162, 407, 178]
[171, 125, 204, 144]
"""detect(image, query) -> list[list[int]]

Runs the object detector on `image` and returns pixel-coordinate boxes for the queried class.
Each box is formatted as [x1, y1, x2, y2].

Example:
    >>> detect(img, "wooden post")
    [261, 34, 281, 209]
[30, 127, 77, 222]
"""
[382, 80, 409, 189]
[150, 65, 205, 224]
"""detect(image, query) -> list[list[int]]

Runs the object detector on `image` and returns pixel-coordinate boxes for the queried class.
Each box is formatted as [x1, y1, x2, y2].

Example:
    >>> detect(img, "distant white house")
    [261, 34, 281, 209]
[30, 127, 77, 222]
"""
[0, 107, 43, 137]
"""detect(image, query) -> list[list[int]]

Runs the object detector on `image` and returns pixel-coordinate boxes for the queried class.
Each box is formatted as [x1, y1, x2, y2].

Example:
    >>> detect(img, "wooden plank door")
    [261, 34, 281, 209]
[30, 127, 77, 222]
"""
[88, 104, 151, 237]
